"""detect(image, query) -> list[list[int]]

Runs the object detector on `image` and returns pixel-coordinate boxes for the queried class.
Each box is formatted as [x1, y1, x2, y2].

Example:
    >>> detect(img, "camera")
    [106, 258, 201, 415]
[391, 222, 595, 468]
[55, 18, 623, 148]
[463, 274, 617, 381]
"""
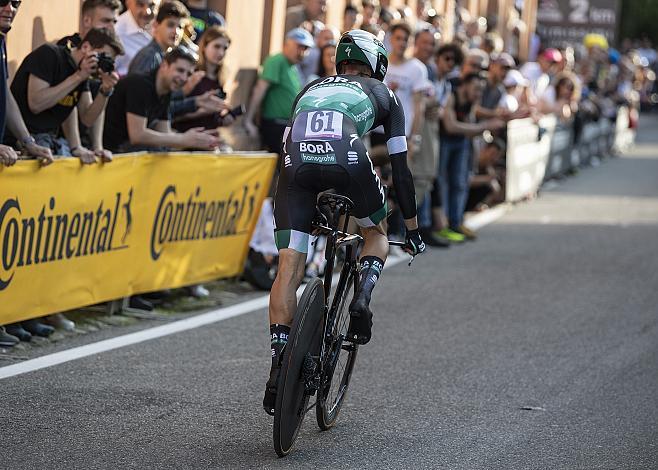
[97, 52, 115, 73]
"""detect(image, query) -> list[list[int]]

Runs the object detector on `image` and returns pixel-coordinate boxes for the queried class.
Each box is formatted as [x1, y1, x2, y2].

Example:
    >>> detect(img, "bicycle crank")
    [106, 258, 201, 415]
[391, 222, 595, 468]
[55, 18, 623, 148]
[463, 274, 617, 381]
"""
[302, 353, 320, 395]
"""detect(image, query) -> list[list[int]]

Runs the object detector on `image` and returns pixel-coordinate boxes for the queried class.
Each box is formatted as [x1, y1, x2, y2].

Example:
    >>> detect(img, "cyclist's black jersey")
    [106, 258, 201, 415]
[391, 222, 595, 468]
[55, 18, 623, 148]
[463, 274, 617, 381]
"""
[292, 75, 405, 139]
[273, 74, 417, 253]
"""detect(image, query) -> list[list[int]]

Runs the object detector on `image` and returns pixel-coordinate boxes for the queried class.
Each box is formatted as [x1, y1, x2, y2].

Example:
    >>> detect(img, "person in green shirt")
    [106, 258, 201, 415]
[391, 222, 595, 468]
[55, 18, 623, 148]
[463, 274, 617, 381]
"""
[244, 27, 314, 155]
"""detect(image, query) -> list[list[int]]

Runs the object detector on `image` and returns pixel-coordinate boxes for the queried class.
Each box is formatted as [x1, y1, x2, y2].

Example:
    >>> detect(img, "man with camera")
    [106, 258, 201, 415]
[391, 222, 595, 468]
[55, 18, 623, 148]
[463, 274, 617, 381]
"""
[56, 0, 123, 162]
[11, 28, 123, 161]
[103, 46, 219, 153]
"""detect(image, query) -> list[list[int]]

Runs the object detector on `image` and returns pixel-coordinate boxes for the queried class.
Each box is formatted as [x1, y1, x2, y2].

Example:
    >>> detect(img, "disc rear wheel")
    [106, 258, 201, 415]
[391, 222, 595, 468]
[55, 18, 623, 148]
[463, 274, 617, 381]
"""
[273, 278, 325, 457]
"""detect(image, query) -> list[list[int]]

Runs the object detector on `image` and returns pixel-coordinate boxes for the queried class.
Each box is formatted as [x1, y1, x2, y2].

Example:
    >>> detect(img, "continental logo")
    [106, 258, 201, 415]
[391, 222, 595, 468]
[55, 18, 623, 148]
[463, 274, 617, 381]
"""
[150, 183, 259, 261]
[0, 190, 133, 291]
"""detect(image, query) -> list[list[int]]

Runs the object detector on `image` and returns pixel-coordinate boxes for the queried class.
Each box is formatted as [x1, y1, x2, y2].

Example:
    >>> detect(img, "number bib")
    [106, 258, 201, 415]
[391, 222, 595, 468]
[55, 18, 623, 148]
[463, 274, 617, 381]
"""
[304, 110, 343, 140]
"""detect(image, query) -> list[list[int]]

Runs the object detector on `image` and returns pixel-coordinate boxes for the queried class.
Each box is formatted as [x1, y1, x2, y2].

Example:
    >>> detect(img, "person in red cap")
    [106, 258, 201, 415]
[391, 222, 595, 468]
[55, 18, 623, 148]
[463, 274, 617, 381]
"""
[520, 48, 562, 102]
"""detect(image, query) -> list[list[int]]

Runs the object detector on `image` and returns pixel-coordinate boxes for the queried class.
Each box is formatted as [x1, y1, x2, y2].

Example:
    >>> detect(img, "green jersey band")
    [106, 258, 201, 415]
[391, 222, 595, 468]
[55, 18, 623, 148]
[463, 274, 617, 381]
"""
[293, 76, 376, 137]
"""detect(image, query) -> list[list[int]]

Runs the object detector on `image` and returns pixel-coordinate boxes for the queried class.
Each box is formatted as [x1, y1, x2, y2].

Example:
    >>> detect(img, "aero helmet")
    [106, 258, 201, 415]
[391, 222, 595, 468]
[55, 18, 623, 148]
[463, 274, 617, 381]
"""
[335, 30, 388, 81]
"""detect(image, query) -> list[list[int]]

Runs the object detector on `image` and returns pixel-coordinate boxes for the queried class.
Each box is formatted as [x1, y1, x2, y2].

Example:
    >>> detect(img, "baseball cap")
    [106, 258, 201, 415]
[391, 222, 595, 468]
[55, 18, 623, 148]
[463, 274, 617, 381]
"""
[541, 48, 563, 63]
[583, 33, 609, 50]
[286, 28, 315, 49]
[493, 52, 515, 68]
[503, 69, 528, 87]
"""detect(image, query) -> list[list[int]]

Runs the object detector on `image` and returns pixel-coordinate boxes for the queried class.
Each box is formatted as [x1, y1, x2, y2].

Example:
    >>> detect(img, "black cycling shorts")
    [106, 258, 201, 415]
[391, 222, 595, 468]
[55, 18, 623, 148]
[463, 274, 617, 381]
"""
[273, 110, 387, 253]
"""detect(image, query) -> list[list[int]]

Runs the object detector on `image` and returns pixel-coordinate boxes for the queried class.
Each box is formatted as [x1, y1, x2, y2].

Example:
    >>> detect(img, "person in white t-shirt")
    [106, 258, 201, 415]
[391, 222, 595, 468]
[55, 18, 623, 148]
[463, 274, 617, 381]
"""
[115, 0, 160, 76]
[384, 22, 430, 144]
[520, 48, 562, 103]
[381, 21, 431, 240]
[501, 69, 536, 120]
[538, 71, 580, 121]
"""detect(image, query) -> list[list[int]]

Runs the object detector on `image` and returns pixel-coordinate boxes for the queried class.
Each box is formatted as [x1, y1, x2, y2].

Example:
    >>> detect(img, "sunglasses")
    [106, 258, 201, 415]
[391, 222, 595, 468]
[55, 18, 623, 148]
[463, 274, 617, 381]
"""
[441, 55, 455, 62]
[0, 0, 21, 8]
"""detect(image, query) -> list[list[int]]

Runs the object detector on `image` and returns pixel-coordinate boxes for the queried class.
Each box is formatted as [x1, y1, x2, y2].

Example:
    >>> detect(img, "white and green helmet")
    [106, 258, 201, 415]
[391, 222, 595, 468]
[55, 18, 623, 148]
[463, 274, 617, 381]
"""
[335, 30, 388, 81]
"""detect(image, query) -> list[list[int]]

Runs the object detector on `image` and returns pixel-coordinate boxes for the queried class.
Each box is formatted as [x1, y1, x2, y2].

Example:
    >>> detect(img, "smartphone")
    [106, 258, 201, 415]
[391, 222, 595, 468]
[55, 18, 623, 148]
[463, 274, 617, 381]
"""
[228, 104, 246, 118]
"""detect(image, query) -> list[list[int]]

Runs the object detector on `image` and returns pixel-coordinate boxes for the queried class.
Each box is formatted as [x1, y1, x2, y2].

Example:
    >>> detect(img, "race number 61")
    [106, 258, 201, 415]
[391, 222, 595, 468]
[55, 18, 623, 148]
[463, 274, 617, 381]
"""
[305, 110, 343, 140]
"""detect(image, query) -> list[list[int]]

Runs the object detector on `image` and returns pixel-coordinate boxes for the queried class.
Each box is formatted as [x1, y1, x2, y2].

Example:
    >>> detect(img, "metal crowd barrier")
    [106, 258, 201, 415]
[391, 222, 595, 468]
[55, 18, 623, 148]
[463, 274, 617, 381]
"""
[505, 106, 636, 202]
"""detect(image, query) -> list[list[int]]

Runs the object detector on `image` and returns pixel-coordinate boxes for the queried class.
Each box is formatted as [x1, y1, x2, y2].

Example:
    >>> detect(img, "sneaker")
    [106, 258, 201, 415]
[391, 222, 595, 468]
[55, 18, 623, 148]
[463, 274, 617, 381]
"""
[436, 228, 466, 243]
[129, 295, 154, 311]
[0, 326, 19, 347]
[347, 291, 373, 345]
[263, 362, 281, 416]
[188, 285, 210, 298]
[22, 319, 55, 337]
[44, 313, 75, 332]
[6, 323, 32, 342]
[419, 228, 450, 248]
[456, 225, 477, 241]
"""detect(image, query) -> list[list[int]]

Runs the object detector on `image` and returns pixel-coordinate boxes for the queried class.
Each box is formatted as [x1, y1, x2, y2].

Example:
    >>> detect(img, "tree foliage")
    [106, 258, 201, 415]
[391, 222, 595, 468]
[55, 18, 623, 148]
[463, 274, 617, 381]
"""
[620, 0, 658, 44]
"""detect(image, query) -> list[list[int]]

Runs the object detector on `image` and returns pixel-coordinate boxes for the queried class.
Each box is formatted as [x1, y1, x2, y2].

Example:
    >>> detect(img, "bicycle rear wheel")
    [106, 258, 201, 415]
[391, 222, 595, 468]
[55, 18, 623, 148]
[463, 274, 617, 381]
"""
[316, 269, 359, 430]
[273, 277, 325, 457]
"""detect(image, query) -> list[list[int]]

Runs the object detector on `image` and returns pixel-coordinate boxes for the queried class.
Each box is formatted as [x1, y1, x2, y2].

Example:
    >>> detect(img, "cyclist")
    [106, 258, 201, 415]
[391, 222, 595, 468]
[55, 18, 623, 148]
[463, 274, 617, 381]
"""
[264, 30, 425, 415]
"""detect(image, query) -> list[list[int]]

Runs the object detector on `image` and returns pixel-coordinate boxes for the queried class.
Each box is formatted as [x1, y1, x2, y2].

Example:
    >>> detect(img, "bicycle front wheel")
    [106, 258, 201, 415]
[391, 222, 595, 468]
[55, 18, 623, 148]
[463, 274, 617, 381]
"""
[273, 277, 325, 457]
[316, 270, 359, 430]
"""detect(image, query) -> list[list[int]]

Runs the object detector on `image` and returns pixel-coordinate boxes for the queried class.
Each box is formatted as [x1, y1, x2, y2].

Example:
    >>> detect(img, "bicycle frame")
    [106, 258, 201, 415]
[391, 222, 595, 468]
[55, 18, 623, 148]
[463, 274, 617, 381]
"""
[311, 195, 363, 383]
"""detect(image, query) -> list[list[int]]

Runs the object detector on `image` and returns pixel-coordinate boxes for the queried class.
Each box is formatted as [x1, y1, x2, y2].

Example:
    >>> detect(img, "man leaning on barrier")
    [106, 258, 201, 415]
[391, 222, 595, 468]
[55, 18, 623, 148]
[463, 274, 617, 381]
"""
[0, 0, 52, 168]
[103, 46, 219, 153]
[438, 73, 505, 242]
[11, 28, 123, 162]
[0, 0, 54, 348]
[127, 1, 227, 120]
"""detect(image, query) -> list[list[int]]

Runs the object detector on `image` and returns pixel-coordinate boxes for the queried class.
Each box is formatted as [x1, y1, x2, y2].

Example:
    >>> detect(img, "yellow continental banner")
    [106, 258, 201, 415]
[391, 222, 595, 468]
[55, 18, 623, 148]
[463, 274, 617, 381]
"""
[0, 152, 276, 324]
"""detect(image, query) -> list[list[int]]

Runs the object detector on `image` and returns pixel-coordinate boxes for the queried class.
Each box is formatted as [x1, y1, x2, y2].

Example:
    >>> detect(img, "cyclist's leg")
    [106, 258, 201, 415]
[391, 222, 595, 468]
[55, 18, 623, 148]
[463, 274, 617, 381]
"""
[269, 249, 306, 326]
[360, 220, 389, 262]
[342, 146, 390, 345]
[346, 221, 388, 345]
[264, 161, 317, 414]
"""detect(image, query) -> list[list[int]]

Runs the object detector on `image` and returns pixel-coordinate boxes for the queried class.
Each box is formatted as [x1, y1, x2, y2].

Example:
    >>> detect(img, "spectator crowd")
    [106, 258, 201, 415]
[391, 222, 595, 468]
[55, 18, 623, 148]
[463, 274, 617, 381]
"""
[1, 0, 656, 348]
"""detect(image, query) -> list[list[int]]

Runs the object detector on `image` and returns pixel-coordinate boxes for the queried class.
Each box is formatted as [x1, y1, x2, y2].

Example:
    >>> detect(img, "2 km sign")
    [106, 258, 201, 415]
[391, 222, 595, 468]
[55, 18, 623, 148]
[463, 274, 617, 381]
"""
[536, 0, 620, 48]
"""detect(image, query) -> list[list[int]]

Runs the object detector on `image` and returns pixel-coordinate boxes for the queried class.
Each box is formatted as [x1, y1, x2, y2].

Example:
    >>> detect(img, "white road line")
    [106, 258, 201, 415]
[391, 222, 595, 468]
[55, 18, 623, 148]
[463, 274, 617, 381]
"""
[0, 206, 510, 381]
[0, 296, 269, 380]
[0, 257, 406, 380]
[464, 205, 508, 231]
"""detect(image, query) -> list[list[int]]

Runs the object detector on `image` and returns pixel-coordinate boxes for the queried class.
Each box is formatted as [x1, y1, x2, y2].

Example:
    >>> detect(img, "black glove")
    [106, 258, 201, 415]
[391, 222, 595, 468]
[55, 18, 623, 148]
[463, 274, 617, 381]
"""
[404, 229, 426, 256]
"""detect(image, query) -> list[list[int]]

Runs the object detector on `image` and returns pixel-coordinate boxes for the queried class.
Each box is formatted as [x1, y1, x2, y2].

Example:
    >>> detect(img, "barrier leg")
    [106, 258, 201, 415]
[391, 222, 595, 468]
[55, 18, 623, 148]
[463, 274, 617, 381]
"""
[106, 298, 129, 316]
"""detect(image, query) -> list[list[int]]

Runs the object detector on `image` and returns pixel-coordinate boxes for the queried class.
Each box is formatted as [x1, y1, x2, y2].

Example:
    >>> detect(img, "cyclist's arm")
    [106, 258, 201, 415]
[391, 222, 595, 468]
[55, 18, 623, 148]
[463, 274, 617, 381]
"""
[382, 88, 418, 230]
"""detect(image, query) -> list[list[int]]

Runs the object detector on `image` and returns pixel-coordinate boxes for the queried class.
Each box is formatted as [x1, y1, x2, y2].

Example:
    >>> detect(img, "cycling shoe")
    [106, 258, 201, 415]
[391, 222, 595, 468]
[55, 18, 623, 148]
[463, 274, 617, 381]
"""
[263, 362, 280, 416]
[347, 294, 373, 345]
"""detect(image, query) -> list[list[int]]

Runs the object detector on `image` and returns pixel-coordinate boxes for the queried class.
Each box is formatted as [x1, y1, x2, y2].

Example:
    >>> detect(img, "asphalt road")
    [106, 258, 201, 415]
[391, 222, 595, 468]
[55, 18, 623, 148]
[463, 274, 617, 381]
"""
[2, 116, 658, 469]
